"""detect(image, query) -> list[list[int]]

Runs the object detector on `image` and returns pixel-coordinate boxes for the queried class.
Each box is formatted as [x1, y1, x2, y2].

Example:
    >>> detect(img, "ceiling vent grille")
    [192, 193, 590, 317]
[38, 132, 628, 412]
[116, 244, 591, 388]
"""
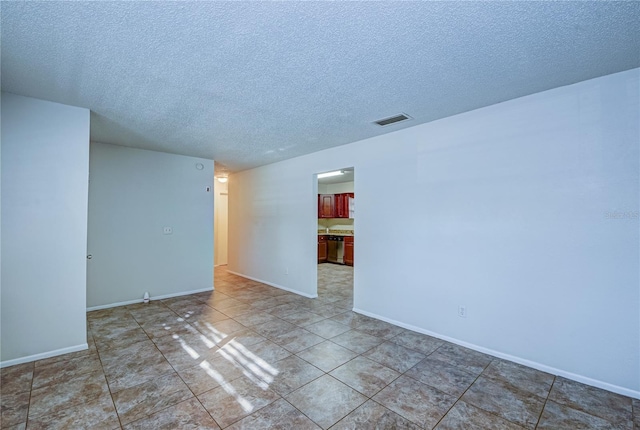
[374, 113, 412, 127]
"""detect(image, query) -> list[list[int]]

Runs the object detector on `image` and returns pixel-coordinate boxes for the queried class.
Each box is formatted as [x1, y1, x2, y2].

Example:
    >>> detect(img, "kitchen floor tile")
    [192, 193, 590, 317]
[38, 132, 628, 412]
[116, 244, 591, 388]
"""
[461, 376, 546, 429]
[1, 391, 30, 428]
[482, 358, 554, 398]
[222, 339, 291, 365]
[435, 400, 527, 430]
[372, 375, 457, 429]
[252, 320, 298, 340]
[233, 311, 281, 327]
[304, 319, 351, 339]
[285, 375, 367, 429]
[362, 341, 425, 373]
[279, 310, 327, 327]
[0, 363, 34, 397]
[329, 311, 371, 328]
[390, 330, 443, 355]
[197, 375, 281, 428]
[270, 327, 325, 353]
[226, 398, 320, 430]
[28, 370, 111, 420]
[548, 377, 633, 428]
[32, 353, 103, 389]
[537, 400, 623, 430]
[176, 352, 246, 395]
[111, 372, 193, 425]
[404, 354, 477, 397]
[3, 264, 637, 430]
[123, 398, 220, 430]
[101, 343, 174, 393]
[266, 355, 324, 396]
[331, 400, 421, 430]
[353, 319, 405, 339]
[26, 392, 119, 430]
[435, 343, 493, 375]
[330, 329, 384, 354]
[329, 356, 400, 397]
[296, 341, 358, 372]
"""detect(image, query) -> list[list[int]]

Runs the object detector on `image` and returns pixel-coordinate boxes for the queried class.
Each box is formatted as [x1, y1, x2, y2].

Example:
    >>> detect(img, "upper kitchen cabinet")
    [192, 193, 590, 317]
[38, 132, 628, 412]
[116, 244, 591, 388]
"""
[317, 168, 354, 219]
[335, 193, 354, 218]
[318, 194, 335, 218]
[318, 193, 354, 219]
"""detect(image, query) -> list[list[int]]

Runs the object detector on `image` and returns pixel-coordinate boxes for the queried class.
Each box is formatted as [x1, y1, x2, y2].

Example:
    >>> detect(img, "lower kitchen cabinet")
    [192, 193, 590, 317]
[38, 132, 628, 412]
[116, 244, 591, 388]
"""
[318, 235, 328, 263]
[344, 236, 353, 266]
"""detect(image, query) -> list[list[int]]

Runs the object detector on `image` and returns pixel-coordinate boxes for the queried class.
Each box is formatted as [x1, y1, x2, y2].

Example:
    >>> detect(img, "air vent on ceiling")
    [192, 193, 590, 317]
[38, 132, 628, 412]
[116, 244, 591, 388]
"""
[374, 113, 412, 127]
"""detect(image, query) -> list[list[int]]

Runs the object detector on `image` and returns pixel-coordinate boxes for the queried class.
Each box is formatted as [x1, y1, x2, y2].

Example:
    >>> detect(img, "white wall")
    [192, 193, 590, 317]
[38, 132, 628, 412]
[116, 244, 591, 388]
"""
[87, 143, 214, 308]
[1, 93, 90, 364]
[325, 181, 354, 194]
[228, 69, 640, 396]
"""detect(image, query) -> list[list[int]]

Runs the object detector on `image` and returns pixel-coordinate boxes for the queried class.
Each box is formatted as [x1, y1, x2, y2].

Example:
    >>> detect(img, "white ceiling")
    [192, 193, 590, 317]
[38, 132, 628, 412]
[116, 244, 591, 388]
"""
[2, 2, 639, 172]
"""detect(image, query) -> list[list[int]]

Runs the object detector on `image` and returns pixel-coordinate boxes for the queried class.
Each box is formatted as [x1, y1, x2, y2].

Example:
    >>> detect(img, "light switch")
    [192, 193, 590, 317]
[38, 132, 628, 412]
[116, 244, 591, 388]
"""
[163, 227, 173, 235]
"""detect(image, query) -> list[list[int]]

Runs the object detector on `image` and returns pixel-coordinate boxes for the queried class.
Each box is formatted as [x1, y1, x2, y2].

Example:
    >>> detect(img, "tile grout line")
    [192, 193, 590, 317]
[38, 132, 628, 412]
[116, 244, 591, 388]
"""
[91, 320, 126, 430]
[24, 360, 36, 429]
[534, 375, 556, 430]
[427, 352, 494, 430]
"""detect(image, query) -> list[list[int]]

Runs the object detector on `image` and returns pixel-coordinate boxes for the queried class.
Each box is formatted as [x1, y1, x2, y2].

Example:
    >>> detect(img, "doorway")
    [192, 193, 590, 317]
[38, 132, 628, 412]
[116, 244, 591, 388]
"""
[214, 180, 228, 266]
[316, 168, 354, 308]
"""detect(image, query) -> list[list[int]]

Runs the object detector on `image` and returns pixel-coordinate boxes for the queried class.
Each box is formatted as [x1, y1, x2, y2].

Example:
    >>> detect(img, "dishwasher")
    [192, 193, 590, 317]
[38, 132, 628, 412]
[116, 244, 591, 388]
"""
[327, 236, 344, 264]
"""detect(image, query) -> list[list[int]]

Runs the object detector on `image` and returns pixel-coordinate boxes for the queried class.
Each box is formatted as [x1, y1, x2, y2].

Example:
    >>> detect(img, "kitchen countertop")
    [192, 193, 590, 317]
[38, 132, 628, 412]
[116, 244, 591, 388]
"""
[318, 230, 354, 236]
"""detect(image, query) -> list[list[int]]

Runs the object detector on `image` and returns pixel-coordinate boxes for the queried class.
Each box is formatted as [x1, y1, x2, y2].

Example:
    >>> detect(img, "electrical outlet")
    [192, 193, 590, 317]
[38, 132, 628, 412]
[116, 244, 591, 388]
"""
[285, 267, 289, 275]
[458, 306, 467, 318]
[163, 226, 173, 235]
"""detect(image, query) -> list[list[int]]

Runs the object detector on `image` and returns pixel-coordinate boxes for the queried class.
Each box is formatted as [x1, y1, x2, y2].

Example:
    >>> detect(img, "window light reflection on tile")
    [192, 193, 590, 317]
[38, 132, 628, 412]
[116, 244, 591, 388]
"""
[217, 346, 271, 389]
[203, 322, 228, 344]
[199, 334, 216, 349]
[227, 340, 278, 377]
[178, 337, 200, 360]
[200, 361, 254, 413]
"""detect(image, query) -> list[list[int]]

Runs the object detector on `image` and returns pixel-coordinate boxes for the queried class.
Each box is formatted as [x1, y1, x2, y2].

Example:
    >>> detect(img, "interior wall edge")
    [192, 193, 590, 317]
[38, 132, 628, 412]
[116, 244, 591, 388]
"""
[226, 270, 318, 299]
[353, 307, 640, 400]
[0, 343, 89, 369]
[86, 287, 214, 312]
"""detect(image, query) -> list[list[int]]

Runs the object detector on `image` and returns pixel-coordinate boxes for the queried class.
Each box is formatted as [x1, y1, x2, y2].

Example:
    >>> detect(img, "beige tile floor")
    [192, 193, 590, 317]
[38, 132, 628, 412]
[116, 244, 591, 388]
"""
[1, 264, 638, 429]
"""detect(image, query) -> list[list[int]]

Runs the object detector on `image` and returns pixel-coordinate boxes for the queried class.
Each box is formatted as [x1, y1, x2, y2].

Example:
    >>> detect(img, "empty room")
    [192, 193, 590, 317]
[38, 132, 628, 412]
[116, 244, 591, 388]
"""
[1, 2, 639, 429]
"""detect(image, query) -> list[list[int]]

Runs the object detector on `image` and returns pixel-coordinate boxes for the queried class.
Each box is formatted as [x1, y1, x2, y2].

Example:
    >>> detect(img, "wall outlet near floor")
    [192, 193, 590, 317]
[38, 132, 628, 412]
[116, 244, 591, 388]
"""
[458, 305, 467, 318]
[285, 267, 289, 275]
[163, 226, 173, 235]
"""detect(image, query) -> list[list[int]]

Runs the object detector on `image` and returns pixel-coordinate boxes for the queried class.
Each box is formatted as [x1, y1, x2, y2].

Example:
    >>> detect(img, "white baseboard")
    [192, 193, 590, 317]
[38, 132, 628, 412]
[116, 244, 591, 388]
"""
[86, 287, 214, 312]
[352, 307, 640, 400]
[226, 270, 317, 299]
[0, 343, 89, 369]
[87, 298, 141, 311]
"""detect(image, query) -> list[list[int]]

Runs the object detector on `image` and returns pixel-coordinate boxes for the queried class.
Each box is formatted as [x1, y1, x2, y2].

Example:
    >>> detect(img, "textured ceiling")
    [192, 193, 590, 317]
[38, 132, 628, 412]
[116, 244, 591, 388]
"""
[2, 2, 639, 172]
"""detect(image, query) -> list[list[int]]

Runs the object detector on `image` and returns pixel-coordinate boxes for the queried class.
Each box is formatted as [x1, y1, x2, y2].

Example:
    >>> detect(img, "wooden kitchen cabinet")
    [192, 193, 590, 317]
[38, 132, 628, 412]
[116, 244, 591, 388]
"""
[344, 236, 354, 266]
[318, 194, 335, 218]
[319, 193, 354, 219]
[335, 193, 352, 218]
[318, 235, 328, 263]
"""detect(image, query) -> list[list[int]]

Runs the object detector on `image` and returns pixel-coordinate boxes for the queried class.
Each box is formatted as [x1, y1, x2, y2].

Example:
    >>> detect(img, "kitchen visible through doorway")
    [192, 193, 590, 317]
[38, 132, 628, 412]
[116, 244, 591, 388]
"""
[316, 167, 354, 307]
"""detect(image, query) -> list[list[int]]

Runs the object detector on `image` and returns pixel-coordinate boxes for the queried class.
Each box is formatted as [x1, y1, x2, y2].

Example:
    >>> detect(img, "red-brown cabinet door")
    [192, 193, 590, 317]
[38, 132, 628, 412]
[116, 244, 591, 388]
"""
[344, 236, 354, 266]
[334, 193, 354, 218]
[335, 194, 345, 218]
[318, 235, 328, 262]
[318, 194, 335, 218]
